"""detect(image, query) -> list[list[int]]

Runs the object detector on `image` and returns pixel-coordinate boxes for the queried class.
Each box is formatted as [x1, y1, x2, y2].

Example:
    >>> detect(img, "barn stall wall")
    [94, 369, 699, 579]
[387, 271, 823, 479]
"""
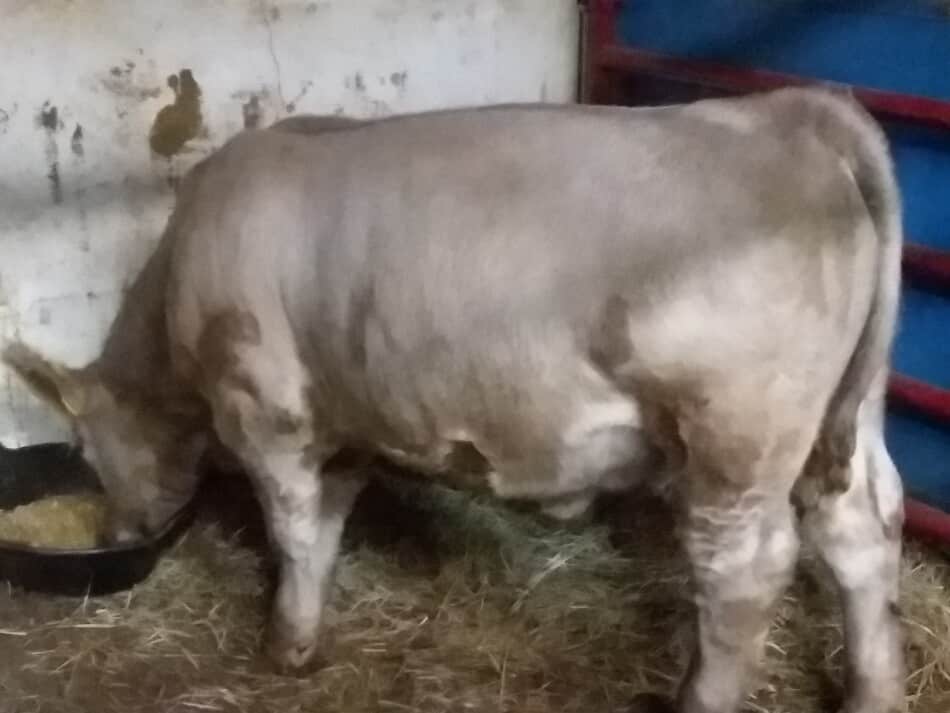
[0, 0, 580, 447]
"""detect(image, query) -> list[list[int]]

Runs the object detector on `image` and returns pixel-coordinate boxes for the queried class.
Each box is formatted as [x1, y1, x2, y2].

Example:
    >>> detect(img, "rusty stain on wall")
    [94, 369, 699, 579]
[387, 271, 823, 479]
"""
[35, 101, 63, 205]
[149, 70, 203, 157]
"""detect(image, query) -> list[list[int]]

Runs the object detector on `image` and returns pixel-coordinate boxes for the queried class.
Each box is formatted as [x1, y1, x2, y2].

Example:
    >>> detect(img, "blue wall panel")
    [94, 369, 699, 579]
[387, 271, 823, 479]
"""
[887, 410, 950, 511]
[893, 286, 950, 391]
[618, 1, 950, 100]
[618, 0, 950, 251]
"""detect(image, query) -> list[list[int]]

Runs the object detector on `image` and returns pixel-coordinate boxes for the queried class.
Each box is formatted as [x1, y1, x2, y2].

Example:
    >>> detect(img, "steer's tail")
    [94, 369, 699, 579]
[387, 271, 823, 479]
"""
[795, 89, 904, 483]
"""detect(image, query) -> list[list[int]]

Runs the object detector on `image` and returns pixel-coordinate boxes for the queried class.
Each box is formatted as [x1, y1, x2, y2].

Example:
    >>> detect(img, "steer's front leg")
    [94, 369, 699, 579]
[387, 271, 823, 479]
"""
[207, 350, 365, 669]
[255, 456, 366, 668]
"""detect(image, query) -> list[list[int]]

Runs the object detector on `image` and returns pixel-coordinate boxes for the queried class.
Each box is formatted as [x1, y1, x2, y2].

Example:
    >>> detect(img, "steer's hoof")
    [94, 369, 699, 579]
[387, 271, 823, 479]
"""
[837, 697, 907, 713]
[266, 625, 325, 674]
[623, 692, 675, 713]
[839, 675, 907, 713]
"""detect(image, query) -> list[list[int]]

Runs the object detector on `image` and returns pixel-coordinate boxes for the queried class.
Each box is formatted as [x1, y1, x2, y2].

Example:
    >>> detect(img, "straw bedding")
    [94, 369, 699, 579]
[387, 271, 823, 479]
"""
[0, 470, 948, 713]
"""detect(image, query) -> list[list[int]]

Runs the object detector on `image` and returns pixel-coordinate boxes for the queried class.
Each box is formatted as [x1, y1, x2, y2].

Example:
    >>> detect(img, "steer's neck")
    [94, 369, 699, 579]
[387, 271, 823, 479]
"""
[94, 234, 184, 409]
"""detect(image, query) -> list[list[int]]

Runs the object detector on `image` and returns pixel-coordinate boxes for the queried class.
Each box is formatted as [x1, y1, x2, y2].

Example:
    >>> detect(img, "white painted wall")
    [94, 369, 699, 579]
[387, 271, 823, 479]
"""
[0, 0, 579, 446]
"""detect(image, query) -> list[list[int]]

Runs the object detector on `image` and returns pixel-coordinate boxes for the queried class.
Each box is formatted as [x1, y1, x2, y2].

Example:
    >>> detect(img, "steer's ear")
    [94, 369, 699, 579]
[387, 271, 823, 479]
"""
[2, 341, 94, 417]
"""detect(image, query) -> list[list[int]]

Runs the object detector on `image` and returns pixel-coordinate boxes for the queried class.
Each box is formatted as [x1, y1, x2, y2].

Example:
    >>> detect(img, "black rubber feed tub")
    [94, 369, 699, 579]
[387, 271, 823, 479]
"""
[0, 442, 195, 596]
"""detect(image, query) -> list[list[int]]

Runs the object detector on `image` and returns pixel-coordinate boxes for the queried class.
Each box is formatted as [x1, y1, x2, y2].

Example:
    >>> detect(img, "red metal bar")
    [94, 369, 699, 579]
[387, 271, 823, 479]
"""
[903, 243, 950, 290]
[904, 497, 950, 544]
[595, 46, 950, 130]
[889, 374, 950, 426]
[591, 0, 619, 47]
[582, 1, 622, 104]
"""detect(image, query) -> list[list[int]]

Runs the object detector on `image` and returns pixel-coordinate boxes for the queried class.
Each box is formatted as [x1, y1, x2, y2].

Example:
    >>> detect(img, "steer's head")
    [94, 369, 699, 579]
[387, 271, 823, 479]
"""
[3, 342, 207, 544]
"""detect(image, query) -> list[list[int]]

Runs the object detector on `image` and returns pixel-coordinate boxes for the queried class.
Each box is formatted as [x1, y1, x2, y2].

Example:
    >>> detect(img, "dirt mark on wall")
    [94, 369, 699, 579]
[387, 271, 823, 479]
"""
[149, 70, 203, 157]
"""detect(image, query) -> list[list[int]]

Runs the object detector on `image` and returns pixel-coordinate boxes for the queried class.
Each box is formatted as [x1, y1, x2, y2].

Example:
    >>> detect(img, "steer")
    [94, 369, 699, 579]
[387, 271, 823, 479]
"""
[4, 90, 906, 713]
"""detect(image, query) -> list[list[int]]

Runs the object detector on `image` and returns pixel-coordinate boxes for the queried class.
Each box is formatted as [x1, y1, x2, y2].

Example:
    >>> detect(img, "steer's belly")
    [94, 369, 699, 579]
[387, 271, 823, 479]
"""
[373, 440, 494, 493]
[368, 394, 665, 510]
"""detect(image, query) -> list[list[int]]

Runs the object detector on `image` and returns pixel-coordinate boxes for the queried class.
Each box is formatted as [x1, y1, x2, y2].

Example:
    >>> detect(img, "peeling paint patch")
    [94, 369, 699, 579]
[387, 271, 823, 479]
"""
[149, 69, 203, 157]
[370, 100, 392, 117]
[251, 2, 283, 23]
[231, 87, 271, 102]
[101, 61, 162, 102]
[70, 124, 84, 157]
[75, 187, 90, 252]
[165, 168, 181, 191]
[389, 71, 408, 89]
[36, 102, 61, 132]
[242, 95, 262, 129]
[36, 101, 63, 205]
[46, 162, 62, 205]
[109, 60, 135, 77]
[261, 3, 287, 107]
[285, 80, 313, 114]
[345, 73, 366, 92]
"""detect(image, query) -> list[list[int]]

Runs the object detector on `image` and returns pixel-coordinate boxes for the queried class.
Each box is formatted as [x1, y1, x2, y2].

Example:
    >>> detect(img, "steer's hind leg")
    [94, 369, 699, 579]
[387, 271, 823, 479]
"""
[202, 319, 365, 669]
[801, 393, 906, 713]
[677, 482, 800, 713]
[671, 406, 812, 713]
